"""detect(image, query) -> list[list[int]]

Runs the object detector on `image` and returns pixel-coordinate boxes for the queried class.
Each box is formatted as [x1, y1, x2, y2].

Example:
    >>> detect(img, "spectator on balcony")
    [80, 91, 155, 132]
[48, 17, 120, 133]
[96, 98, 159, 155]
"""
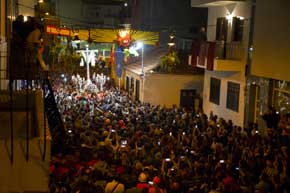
[198, 26, 207, 42]
[26, 18, 48, 71]
[12, 15, 25, 43]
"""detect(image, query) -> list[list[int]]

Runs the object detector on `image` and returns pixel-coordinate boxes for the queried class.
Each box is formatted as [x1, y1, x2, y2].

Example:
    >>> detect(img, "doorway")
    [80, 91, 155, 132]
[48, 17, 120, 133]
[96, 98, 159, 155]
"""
[126, 76, 130, 92]
[135, 79, 140, 101]
[180, 89, 196, 109]
[248, 84, 260, 124]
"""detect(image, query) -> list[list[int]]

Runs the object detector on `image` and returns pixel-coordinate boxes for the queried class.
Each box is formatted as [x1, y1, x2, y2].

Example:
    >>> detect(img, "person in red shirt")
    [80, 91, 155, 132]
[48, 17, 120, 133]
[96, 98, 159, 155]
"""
[136, 172, 149, 190]
[148, 176, 165, 193]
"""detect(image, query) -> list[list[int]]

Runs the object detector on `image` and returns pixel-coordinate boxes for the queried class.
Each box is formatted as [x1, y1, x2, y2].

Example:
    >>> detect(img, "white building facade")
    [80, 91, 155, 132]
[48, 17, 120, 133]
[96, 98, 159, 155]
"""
[191, 0, 252, 126]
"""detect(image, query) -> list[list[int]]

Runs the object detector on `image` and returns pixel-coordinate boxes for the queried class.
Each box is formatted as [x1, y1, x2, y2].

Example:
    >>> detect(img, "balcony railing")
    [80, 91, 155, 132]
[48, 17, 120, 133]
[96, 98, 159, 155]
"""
[192, 40, 244, 70]
[191, 0, 246, 7]
[215, 41, 244, 60]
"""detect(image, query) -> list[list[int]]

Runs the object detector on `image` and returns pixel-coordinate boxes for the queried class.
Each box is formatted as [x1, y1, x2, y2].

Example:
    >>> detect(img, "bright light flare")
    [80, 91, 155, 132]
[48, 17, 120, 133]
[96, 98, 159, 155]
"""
[135, 42, 143, 50]
[118, 29, 130, 38]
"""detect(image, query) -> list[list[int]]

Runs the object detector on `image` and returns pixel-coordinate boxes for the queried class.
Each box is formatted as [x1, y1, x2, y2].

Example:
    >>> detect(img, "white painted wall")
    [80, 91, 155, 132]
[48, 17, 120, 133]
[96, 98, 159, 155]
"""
[207, 1, 251, 45]
[143, 73, 204, 108]
[203, 70, 245, 126]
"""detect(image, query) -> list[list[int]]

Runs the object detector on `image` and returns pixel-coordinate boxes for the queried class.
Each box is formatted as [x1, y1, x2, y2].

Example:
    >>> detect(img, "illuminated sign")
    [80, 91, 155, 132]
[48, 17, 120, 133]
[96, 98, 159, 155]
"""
[46, 25, 71, 36]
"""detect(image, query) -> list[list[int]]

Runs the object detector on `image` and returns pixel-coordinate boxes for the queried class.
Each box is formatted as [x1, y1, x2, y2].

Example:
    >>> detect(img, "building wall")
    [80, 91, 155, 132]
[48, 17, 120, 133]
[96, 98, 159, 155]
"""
[203, 70, 245, 126]
[0, 138, 50, 193]
[0, 91, 50, 193]
[82, 4, 121, 26]
[251, 0, 290, 82]
[143, 73, 204, 108]
[57, 0, 122, 27]
[0, 0, 5, 37]
[130, 0, 207, 46]
[123, 70, 144, 100]
[57, 0, 83, 27]
[18, 0, 36, 16]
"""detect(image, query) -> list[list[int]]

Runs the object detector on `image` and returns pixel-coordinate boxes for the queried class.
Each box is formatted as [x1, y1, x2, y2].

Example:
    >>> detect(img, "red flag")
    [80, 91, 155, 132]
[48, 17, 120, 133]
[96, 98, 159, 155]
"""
[110, 44, 115, 65]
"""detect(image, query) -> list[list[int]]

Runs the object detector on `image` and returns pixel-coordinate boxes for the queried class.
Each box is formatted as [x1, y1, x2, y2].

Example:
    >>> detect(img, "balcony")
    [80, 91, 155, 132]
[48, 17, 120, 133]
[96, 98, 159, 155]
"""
[191, 40, 245, 71]
[191, 0, 245, 7]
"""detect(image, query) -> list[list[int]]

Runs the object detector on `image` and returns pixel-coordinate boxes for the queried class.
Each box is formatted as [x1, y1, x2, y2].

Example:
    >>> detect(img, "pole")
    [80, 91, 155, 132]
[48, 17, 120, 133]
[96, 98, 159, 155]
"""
[118, 78, 121, 90]
[141, 45, 144, 76]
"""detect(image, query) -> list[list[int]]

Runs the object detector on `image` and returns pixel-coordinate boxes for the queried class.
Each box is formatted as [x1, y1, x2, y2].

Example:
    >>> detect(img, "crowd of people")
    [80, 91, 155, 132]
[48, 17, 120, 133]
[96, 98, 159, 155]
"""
[49, 74, 290, 193]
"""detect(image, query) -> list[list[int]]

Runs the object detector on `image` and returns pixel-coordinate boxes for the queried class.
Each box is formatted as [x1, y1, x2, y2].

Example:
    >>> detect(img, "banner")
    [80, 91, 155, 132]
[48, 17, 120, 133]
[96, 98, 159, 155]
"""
[77, 29, 159, 45]
[115, 48, 124, 78]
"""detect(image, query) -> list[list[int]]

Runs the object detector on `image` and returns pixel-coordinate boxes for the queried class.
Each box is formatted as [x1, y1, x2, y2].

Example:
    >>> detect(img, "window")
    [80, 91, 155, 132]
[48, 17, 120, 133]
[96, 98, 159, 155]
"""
[209, 77, 221, 105]
[226, 82, 240, 112]
[216, 17, 228, 41]
[130, 77, 134, 95]
[232, 17, 244, 42]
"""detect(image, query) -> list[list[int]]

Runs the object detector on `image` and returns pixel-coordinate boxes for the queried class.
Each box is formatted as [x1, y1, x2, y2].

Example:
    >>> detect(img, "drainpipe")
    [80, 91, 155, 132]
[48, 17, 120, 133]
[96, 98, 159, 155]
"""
[244, 0, 256, 129]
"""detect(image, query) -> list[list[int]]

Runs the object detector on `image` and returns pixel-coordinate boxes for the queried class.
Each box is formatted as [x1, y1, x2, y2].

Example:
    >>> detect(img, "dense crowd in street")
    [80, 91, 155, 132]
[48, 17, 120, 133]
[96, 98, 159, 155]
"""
[49, 75, 290, 193]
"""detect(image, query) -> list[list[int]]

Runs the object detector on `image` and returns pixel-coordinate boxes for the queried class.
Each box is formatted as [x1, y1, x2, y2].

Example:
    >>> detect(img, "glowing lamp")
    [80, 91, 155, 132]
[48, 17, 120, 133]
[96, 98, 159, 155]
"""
[226, 13, 233, 20]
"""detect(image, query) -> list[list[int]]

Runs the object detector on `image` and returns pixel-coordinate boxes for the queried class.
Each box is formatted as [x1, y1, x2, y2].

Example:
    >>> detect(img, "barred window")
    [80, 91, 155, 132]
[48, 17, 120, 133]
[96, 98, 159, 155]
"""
[226, 82, 240, 112]
[209, 77, 221, 105]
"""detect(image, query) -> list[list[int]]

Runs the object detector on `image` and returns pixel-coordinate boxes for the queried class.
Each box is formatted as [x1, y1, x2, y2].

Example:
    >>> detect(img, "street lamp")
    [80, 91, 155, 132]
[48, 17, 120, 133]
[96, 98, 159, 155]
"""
[136, 42, 144, 76]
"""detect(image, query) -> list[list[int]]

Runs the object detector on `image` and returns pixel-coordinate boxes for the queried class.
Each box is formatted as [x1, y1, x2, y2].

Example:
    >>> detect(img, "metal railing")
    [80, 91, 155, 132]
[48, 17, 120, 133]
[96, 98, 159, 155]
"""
[214, 41, 244, 60]
[43, 78, 67, 155]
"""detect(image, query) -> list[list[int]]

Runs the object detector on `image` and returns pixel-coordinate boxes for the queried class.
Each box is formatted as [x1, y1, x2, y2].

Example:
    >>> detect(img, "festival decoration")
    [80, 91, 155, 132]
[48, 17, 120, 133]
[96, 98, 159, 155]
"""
[117, 29, 133, 49]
